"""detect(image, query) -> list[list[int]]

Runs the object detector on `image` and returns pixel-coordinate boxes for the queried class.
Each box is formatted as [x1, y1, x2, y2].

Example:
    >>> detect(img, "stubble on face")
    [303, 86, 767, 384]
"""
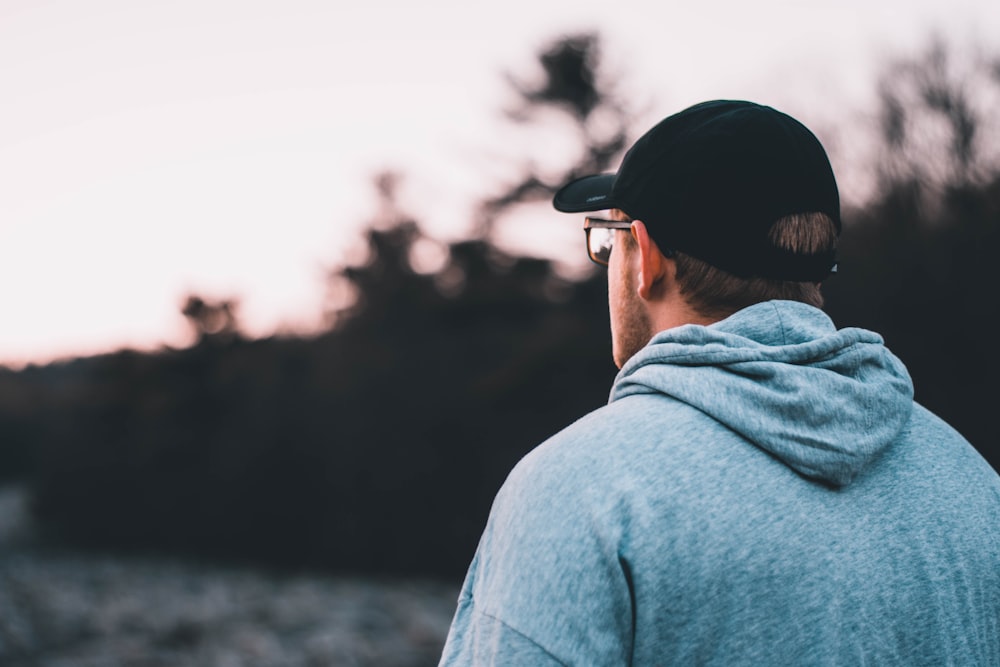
[609, 232, 654, 369]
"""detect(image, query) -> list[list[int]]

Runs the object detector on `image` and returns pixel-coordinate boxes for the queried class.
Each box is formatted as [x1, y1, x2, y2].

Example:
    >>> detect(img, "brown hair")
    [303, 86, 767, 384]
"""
[673, 212, 838, 318]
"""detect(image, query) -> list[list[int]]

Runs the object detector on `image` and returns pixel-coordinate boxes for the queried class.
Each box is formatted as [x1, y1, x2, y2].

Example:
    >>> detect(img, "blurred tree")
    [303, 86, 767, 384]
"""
[825, 38, 1000, 467]
[181, 294, 242, 345]
[477, 32, 633, 237]
[874, 36, 1000, 193]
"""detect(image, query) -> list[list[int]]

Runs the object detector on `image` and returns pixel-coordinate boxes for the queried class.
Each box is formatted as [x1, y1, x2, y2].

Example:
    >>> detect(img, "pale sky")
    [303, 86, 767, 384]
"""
[2, 0, 997, 367]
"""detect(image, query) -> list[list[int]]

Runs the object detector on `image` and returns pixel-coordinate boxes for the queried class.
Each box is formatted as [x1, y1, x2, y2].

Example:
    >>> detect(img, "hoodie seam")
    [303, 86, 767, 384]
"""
[770, 300, 790, 345]
[851, 341, 876, 451]
[474, 607, 570, 665]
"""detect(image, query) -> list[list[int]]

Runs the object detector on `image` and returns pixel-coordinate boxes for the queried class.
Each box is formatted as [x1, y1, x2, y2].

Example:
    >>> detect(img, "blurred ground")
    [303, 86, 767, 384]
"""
[0, 485, 459, 667]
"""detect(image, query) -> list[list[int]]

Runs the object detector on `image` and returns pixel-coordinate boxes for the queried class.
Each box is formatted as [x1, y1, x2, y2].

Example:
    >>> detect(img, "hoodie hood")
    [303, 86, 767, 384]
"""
[611, 301, 914, 486]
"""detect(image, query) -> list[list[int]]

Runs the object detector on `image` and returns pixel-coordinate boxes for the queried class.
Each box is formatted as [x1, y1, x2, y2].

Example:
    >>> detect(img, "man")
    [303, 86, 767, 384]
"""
[439, 100, 1000, 665]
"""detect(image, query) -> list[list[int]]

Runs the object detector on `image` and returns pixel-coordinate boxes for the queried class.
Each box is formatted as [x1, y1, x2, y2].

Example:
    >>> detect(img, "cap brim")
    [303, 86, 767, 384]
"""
[552, 173, 618, 212]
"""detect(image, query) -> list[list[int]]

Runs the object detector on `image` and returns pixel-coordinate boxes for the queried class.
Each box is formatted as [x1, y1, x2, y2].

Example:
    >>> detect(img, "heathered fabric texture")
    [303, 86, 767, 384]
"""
[440, 300, 1000, 666]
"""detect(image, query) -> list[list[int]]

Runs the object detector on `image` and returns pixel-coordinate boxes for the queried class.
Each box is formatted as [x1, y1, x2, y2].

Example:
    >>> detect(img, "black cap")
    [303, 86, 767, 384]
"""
[553, 100, 840, 281]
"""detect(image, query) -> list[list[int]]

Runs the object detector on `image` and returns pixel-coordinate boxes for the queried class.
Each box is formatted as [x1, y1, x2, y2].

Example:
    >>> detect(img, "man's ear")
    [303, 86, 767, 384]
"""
[630, 220, 669, 300]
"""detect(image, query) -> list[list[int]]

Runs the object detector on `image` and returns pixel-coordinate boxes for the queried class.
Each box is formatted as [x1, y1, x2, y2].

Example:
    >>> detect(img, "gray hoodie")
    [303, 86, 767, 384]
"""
[440, 300, 1000, 666]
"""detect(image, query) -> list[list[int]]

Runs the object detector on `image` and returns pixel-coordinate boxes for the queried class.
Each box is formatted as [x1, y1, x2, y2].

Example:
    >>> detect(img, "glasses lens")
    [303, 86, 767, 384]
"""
[588, 227, 614, 265]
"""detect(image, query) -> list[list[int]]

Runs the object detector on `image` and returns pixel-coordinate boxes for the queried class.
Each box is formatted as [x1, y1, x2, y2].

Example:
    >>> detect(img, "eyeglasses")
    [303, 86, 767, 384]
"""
[584, 217, 633, 266]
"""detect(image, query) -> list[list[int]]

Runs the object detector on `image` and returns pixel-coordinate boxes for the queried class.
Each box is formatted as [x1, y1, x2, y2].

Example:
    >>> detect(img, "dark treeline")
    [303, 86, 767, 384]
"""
[0, 35, 996, 580]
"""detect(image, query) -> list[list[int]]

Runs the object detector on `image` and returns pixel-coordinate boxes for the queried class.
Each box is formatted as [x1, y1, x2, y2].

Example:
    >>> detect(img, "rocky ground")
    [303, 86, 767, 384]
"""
[0, 486, 460, 667]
